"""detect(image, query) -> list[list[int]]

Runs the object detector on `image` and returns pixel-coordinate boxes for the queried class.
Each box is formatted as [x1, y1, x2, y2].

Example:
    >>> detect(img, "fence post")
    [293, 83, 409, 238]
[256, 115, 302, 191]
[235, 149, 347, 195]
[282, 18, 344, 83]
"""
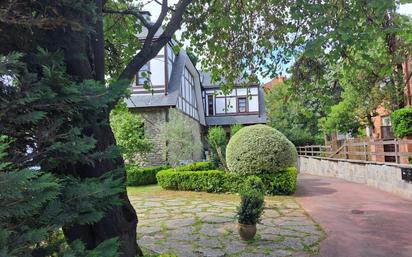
[395, 139, 400, 164]
[364, 141, 368, 161]
[344, 144, 349, 159]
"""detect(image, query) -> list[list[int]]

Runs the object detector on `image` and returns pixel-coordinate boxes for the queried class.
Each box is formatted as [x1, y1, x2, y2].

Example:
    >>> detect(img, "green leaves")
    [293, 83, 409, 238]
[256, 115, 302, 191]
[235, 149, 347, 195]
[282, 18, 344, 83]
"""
[110, 103, 152, 164]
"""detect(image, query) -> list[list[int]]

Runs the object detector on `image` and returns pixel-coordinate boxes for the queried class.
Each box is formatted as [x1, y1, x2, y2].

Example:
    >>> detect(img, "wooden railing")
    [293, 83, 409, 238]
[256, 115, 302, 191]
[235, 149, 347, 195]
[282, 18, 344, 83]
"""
[297, 139, 412, 164]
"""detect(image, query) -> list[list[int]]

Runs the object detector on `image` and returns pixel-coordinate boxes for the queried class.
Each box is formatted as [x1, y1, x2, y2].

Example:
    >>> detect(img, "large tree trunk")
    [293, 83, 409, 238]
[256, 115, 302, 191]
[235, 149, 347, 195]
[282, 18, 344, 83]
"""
[58, 6, 142, 255]
[62, 118, 142, 257]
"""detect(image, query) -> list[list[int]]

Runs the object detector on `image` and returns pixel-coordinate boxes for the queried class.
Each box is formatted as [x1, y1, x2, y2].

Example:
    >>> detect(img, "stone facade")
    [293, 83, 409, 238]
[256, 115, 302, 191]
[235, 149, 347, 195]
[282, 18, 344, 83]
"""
[130, 107, 204, 167]
[298, 156, 412, 199]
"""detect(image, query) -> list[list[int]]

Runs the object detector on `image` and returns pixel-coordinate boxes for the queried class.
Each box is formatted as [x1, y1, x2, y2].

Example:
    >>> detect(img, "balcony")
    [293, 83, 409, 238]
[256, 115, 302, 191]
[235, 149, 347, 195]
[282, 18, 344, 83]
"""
[381, 126, 394, 140]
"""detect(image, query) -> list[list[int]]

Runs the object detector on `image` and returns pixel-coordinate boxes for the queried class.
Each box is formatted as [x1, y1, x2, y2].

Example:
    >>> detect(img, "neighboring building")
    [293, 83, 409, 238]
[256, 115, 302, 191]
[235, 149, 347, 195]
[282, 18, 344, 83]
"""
[126, 41, 267, 166]
[263, 76, 287, 91]
[369, 58, 412, 163]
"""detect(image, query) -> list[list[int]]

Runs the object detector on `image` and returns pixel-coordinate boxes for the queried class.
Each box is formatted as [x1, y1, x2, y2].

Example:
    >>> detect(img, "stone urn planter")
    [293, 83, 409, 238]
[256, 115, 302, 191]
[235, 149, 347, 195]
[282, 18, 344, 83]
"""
[237, 223, 257, 240]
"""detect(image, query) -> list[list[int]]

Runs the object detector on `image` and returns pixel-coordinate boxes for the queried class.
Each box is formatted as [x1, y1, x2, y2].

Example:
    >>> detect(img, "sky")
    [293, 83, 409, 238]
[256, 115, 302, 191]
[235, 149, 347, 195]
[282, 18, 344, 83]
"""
[141, 2, 412, 83]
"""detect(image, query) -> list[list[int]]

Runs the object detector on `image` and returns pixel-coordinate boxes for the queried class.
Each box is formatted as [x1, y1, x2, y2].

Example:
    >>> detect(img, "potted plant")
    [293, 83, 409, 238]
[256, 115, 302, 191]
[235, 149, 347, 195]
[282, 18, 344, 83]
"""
[236, 177, 265, 240]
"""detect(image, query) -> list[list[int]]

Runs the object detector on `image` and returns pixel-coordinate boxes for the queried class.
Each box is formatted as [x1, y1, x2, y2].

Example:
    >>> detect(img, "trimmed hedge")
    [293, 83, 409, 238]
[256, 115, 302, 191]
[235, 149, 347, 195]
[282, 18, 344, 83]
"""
[226, 125, 297, 175]
[156, 167, 298, 195]
[126, 165, 170, 186]
[175, 161, 216, 171]
[391, 107, 412, 138]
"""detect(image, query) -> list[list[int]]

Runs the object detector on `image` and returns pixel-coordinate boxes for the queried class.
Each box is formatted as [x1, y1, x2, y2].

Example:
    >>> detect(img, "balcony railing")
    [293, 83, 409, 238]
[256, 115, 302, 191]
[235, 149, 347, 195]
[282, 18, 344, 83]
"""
[381, 126, 394, 139]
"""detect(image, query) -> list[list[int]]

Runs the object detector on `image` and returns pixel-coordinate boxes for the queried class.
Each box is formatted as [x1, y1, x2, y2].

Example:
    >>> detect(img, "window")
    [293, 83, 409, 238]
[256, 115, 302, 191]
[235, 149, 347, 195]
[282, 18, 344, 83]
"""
[136, 63, 149, 85]
[238, 97, 247, 113]
[208, 95, 214, 116]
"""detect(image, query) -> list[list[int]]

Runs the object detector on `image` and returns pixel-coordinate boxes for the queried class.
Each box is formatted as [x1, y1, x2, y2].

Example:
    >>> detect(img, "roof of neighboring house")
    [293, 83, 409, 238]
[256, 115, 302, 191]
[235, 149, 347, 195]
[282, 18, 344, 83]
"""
[263, 76, 287, 90]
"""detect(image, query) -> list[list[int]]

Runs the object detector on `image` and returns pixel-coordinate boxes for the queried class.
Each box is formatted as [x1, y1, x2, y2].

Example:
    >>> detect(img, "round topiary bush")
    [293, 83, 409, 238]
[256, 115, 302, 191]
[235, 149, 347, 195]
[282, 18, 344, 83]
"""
[226, 124, 297, 175]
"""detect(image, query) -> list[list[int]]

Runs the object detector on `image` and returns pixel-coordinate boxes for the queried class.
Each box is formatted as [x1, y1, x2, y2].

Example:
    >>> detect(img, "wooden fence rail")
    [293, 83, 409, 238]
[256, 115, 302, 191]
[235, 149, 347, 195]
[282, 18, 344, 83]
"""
[297, 139, 412, 164]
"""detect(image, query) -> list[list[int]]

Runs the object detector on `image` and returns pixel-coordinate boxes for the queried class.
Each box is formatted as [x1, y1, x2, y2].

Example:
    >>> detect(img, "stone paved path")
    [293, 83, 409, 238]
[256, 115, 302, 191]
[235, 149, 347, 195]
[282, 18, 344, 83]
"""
[296, 174, 412, 257]
[129, 187, 325, 257]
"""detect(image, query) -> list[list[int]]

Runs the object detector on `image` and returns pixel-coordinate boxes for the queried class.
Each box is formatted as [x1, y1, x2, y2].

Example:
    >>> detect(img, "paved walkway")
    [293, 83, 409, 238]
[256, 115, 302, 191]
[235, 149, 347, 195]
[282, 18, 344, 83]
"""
[130, 187, 324, 257]
[296, 174, 412, 257]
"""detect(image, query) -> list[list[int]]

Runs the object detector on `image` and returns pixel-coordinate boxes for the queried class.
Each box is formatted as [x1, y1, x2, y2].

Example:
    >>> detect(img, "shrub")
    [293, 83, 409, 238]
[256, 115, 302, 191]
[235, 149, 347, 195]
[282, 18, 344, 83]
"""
[230, 124, 244, 137]
[237, 186, 265, 225]
[156, 167, 298, 195]
[207, 126, 228, 167]
[156, 169, 227, 193]
[226, 124, 298, 175]
[127, 165, 170, 186]
[391, 107, 412, 138]
[175, 161, 216, 171]
[259, 167, 298, 195]
[110, 103, 152, 164]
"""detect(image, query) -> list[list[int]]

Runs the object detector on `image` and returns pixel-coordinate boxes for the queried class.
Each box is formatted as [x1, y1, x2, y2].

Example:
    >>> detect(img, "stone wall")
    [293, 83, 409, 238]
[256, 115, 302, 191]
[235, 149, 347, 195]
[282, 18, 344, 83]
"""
[298, 156, 412, 199]
[130, 107, 204, 167]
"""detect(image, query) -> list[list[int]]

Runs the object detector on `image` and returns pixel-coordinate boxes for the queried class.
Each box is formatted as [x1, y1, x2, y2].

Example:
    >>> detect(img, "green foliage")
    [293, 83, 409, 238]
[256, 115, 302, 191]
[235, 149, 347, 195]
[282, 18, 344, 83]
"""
[207, 126, 228, 167]
[157, 109, 202, 166]
[265, 80, 327, 146]
[258, 167, 298, 195]
[237, 184, 265, 225]
[0, 52, 126, 255]
[226, 125, 297, 175]
[156, 167, 298, 195]
[156, 169, 227, 193]
[111, 103, 152, 164]
[126, 164, 171, 186]
[391, 107, 412, 138]
[230, 124, 244, 137]
[175, 161, 216, 171]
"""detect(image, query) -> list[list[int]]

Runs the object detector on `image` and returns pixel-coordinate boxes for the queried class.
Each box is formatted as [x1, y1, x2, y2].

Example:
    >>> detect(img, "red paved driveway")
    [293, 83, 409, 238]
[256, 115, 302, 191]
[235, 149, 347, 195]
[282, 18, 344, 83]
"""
[295, 174, 412, 257]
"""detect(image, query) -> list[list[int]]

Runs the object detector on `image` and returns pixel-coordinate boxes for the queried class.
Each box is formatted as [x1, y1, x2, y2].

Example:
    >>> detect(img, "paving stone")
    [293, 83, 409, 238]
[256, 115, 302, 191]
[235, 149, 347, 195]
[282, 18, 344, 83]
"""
[195, 248, 225, 257]
[201, 215, 233, 223]
[138, 225, 163, 234]
[302, 235, 320, 246]
[143, 201, 162, 207]
[199, 223, 222, 237]
[198, 237, 222, 248]
[130, 191, 324, 257]
[279, 237, 305, 250]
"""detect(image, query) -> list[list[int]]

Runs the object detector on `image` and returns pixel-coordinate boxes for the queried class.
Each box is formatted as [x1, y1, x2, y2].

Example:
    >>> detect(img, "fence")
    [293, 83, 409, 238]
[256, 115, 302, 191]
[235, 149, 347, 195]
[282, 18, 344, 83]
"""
[297, 139, 412, 164]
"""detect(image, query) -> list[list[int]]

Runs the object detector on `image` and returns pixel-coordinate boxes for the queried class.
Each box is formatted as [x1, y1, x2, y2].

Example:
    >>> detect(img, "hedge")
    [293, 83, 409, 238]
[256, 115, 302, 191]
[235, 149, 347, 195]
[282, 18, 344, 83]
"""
[175, 161, 216, 171]
[156, 167, 297, 195]
[391, 107, 412, 138]
[126, 165, 171, 186]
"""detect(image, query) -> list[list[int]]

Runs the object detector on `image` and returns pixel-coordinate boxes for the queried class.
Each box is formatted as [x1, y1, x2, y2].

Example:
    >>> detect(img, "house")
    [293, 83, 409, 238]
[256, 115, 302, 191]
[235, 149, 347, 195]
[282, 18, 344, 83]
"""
[368, 58, 412, 163]
[263, 76, 287, 91]
[125, 41, 267, 166]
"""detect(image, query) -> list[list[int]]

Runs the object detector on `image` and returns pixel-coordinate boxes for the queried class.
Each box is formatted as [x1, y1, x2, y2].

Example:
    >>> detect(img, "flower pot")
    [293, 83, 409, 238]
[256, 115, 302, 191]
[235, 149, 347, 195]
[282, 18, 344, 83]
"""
[237, 223, 257, 240]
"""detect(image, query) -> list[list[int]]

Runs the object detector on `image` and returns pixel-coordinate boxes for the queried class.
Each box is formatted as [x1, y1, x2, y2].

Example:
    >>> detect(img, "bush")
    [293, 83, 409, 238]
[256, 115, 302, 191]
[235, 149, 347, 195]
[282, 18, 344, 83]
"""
[237, 186, 265, 225]
[127, 165, 170, 186]
[175, 161, 216, 171]
[259, 167, 297, 195]
[156, 169, 227, 192]
[156, 167, 298, 195]
[230, 124, 244, 137]
[226, 124, 298, 175]
[391, 107, 412, 138]
[207, 127, 228, 167]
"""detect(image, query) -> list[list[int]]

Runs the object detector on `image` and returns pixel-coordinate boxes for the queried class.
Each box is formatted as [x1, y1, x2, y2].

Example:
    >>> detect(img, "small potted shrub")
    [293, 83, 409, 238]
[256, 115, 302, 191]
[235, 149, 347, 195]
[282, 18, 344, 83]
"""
[236, 177, 265, 240]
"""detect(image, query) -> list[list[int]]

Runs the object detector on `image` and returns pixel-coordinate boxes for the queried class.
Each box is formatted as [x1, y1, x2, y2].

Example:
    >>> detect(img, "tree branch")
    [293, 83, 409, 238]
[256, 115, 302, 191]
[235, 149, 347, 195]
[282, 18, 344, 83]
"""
[102, 8, 152, 29]
[118, 0, 193, 81]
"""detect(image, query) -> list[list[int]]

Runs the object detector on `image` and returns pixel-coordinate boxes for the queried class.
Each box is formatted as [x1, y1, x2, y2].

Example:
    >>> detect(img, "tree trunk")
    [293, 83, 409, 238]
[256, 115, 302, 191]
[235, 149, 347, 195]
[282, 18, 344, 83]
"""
[63, 118, 142, 257]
